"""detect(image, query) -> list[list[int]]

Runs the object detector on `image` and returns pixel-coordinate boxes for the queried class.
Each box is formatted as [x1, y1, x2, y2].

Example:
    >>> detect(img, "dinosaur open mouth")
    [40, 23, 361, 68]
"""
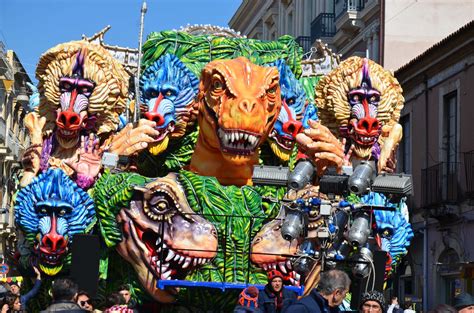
[269, 129, 295, 151]
[131, 221, 213, 281]
[203, 97, 262, 156]
[217, 128, 261, 155]
[260, 262, 302, 286]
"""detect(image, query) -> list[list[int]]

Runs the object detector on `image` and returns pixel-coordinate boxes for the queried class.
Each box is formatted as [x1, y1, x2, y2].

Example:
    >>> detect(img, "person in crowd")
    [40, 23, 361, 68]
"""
[428, 304, 457, 313]
[234, 286, 259, 313]
[4, 293, 22, 313]
[403, 301, 416, 313]
[387, 296, 403, 313]
[454, 293, 474, 313]
[40, 278, 85, 313]
[104, 293, 132, 313]
[285, 269, 351, 313]
[76, 290, 101, 313]
[9, 266, 42, 309]
[117, 285, 137, 312]
[359, 290, 385, 313]
[257, 269, 297, 313]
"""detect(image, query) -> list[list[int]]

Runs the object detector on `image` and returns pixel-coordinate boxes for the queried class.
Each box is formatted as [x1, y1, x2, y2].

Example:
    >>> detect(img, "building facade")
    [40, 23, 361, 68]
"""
[394, 21, 474, 309]
[229, 0, 473, 70]
[0, 41, 32, 268]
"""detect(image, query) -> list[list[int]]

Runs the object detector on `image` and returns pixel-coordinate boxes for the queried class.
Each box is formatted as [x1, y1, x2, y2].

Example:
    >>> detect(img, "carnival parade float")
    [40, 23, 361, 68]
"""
[11, 23, 413, 312]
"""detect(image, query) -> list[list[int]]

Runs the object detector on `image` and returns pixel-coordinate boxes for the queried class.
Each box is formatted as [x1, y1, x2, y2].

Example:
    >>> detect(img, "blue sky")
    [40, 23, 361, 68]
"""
[0, 0, 242, 83]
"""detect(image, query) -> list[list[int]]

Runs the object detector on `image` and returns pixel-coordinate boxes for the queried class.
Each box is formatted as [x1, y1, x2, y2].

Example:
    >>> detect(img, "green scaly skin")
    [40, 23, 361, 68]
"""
[142, 31, 303, 79]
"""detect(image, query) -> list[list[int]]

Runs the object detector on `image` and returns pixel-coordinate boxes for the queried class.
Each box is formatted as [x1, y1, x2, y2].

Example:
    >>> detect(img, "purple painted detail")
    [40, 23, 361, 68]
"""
[371, 141, 381, 161]
[75, 174, 95, 189]
[361, 58, 372, 89]
[40, 136, 53, 172]
[84, 115, 97, 130]
[72, 48, 86, 78]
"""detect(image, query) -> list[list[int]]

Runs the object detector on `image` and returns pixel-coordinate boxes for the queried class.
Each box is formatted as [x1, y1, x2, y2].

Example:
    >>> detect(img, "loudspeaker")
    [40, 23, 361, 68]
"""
[71, 234, 100, 298]
[350, 250, 388, 309]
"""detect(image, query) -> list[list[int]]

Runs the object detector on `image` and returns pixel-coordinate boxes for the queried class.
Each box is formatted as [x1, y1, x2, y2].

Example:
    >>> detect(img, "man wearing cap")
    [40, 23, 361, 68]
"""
[258, 269, 297, 313]
[454, 293, 474, 313]
[360, 290, 386, 313]
[234, 286, 260, 313]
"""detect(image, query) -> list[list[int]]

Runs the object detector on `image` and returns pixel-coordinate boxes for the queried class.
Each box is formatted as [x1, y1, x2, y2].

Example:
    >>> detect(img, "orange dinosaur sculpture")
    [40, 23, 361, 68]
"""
[189, 57, 282, 186]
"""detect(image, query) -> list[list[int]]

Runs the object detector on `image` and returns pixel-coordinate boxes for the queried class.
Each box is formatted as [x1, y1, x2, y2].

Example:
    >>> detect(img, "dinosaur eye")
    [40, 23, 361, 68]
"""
[352, 94, 359, 102]
[212, 79, 223, 91]
[287, 98, 295, 105]
[58, 209, 66, 216]
[40, 208, 47, 214]
[165, 90, 173, 97]
[267, 86, 277, 95]
[143, 192, 174, 221]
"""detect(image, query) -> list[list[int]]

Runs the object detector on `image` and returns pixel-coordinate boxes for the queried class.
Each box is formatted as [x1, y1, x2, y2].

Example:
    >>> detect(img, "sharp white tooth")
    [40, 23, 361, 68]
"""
[286, 260, 292, 269]
[174, 254, 181, 262]
[155, 260, 161, 268]
[250, 136, 256, 145]
[151, 256, 158, 262]
[193, 258, 199, 266]
[179, 255, 185, 264]
[183, 257, 192, 269]
[290, 278, 296, 285]
[244, 133, 249, 141]
[279, 262, 287, 274]
[166, 276, 172, 280]
[272, 263, 276, 270]
[156, 246, 162, 253]
[161, 270, 172, 280]
[162, 242, 167, 248]
[295, 273, 301, 281]
[156, 237, 161, 245]
[161, 263, 169, 272]
[200, 258, 206, 264]
[231, 132, 235, 142]
[165, 250, 175, 262]
[263, 264, 268, 271]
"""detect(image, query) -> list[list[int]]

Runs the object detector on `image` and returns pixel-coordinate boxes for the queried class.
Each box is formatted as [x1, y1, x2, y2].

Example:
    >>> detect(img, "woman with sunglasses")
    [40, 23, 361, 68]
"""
[76, 291, 100, 313]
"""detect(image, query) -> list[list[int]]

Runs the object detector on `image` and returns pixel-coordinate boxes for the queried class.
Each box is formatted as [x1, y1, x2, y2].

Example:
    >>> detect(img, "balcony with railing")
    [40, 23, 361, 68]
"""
[296, 36, 312, 54]
[422, 162, 461, 208]
[311, 13, 336, 42]
[465, 150, 474, 199]
[336, 0, 367, 20]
